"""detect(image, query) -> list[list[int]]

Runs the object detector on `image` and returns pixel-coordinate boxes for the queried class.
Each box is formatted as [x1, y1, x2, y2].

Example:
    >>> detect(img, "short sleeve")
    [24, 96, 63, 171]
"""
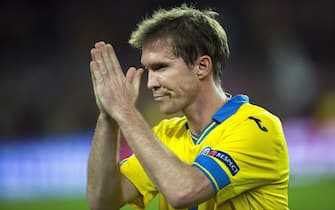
[119, 118, 184, 208]
[192, 114, 287, 205]
[120, 155, 157, 209]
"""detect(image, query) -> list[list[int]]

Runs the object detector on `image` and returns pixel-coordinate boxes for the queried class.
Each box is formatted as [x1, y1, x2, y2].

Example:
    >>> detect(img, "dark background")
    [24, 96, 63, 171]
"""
[0, 1, 334, 209]
[1, 0, 334, 138]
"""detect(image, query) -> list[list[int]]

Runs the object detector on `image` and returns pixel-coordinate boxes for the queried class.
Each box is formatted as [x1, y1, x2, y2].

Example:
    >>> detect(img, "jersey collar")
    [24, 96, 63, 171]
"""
[185, 94, 250, 130]
[186, 94, 249, 145]
[212, 94, 249, 123]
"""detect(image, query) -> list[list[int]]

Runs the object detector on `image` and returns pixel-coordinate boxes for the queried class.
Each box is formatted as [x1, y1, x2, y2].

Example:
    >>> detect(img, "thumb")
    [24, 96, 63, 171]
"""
[126, 67, 137, 83]
[132, 68, 144, 90]
[126, 67, 144, 89]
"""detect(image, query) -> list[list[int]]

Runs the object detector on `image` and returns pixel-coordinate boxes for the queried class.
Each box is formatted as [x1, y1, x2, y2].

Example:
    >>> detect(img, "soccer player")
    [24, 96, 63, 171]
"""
[87, 4, 290, 210]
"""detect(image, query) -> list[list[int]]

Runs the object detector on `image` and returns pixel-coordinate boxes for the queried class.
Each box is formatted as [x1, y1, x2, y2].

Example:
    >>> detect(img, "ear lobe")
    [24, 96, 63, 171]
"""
[196, 55, 212, 80]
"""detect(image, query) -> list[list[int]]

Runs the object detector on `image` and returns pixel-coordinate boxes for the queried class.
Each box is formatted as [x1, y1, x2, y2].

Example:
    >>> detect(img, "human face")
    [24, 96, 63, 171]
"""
[141, 41, 200, 114]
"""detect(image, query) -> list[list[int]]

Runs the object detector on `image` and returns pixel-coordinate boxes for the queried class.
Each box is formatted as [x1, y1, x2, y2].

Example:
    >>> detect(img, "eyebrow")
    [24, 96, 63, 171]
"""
[142, 61, 169, 70]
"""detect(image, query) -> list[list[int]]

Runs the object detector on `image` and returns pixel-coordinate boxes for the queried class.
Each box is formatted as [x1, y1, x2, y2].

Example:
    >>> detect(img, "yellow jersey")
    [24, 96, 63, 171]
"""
[120, 95, 290, 210]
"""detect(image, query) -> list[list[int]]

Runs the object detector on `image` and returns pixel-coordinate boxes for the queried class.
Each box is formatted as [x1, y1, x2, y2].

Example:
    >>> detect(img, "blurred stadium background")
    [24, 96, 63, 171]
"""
[0, 0, 334, 209]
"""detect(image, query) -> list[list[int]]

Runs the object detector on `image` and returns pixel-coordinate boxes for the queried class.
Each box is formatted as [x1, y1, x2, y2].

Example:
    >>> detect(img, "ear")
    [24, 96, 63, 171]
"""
[195, 55, 212, 80]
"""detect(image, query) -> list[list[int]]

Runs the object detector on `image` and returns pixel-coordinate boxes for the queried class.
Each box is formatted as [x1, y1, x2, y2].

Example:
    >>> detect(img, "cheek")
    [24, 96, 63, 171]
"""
[162, 69, 199, 94]
[176, 78, 200, 100]
[181, 75, 200, 91]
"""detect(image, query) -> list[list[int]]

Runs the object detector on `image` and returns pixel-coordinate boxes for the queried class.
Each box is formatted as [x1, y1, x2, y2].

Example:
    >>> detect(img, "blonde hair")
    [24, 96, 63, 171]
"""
[129, 4, 230, 83]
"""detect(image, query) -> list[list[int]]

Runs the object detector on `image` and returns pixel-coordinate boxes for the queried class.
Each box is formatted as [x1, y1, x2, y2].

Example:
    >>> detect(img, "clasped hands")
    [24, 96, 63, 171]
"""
[90, 41, 144, 119]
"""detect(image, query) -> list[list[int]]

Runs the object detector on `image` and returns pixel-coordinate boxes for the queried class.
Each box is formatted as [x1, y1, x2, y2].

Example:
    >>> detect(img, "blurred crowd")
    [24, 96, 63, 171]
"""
[0, 0, 334, 139]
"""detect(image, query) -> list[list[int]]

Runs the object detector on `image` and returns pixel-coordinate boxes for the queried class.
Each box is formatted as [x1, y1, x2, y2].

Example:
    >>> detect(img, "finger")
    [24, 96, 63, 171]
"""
[90, 48, 97, 62]
[91, 41, 106, 61]
[90, 61, 106, 113]
[92, 48, 108, 75]
[90, 61, 100, 101]
[126, 67, 137, 83]
[126, 67, 144, 90]
[106, 44, 122, 74]
[94, 42, 112, 76]
[101, 45, 113, 73]
[95, 41, 106, 49]
[90, 61, 98, 90]
[90, 66, 99, 101]
[90, 61, 103, 82]
[133, 68, 144, 90]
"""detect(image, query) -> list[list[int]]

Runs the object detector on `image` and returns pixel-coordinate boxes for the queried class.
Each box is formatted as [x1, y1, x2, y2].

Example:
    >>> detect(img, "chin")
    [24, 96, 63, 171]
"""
[160, 105, 180, 115]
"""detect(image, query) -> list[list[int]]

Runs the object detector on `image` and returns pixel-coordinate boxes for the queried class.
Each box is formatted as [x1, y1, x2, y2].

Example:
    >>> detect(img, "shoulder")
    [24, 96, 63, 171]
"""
[228, 102, 282, 128]
[219, 102, 285, 145]
[239, 103, 283, 132]
[153, 116, 187, 138]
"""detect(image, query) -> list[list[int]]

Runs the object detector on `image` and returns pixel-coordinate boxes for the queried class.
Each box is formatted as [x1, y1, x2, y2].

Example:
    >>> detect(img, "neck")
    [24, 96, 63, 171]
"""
[184, 84, 228, 135]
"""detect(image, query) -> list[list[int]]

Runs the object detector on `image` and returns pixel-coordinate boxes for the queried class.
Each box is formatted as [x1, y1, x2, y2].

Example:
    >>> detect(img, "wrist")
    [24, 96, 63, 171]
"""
[112, 105, 139, 124]
[98, 112, 111, 120]
[98, 112, 119, 127]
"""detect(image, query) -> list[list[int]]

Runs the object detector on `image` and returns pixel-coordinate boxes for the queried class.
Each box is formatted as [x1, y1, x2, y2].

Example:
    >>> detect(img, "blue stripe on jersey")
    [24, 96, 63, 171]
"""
[212, 94, 249, 123]
[196, 121, 218, 145]
[192, 162, 220, 192]
[187, 95, 249, 145]
[189, 206, 199, 210]
[192, 155, 230, 192]
[191, 132, 198, 144]
[190, 121, 218, 145]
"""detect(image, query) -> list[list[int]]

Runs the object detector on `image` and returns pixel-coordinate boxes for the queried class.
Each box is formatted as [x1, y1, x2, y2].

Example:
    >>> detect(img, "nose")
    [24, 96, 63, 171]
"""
[147, 70, 160, 90]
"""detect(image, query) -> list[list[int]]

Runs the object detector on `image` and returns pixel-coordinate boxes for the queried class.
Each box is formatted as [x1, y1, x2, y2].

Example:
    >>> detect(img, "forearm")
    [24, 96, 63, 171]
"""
[115, 108, 213, 207]
[88, 41, 213, 208]
[87, 113, 121, 210]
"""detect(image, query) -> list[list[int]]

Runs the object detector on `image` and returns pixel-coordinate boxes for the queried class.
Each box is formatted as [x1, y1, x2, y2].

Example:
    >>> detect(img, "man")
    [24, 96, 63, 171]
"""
[87, 4, 289, 210]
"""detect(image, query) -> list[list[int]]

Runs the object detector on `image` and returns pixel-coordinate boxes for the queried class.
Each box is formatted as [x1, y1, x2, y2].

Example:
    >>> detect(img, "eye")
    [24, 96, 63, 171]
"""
[155, 66, 167, 72]
[149, 62, 169, 72]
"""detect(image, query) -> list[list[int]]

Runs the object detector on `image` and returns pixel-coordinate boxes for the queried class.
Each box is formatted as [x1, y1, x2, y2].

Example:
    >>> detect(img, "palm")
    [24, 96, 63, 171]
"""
[90, 42, 143, 117]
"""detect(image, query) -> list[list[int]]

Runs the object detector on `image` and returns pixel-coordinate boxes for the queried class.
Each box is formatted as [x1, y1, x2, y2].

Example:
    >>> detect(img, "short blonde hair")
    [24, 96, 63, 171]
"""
[129, 4, 230, 83]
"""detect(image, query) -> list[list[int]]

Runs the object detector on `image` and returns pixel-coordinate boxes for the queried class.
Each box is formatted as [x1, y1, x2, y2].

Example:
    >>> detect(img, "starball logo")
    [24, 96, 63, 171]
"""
[200, 147, 240, 176]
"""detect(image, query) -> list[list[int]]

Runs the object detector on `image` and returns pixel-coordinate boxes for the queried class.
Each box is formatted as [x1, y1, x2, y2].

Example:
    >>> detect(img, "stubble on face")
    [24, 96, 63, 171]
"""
[141, 39, 200, 115]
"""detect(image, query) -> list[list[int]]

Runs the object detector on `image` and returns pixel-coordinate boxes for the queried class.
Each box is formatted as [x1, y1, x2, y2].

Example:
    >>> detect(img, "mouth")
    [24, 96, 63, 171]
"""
[153, 88, 171, 102]
[153, 92, 170, 102]
[153, 95, 166, 102]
